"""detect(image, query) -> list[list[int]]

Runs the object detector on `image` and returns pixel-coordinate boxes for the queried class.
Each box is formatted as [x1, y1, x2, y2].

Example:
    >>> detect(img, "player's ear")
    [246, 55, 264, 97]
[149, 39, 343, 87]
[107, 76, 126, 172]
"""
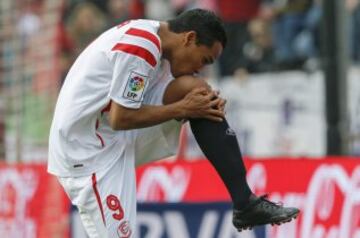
[183, 31, 197, 47]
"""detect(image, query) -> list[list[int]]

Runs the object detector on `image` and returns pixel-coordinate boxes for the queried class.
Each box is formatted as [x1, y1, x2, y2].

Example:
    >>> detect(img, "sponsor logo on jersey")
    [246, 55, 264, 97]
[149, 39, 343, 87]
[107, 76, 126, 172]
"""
[123, 71, 148, 102]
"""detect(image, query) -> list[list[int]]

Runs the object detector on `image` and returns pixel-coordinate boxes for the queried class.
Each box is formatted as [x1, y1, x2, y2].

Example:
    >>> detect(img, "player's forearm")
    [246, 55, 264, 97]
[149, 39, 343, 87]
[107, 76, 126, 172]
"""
[109, 102, 184, 130]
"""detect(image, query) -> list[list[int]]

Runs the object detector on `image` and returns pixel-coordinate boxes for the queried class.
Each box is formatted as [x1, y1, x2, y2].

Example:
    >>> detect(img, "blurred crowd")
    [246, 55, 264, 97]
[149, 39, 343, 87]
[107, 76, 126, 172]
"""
[57, 0, 360, 81]
[6, 0, 359, 84]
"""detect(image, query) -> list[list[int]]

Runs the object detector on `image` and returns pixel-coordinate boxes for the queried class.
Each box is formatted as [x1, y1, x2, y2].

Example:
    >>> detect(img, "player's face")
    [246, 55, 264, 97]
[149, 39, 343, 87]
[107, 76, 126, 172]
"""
[170, 33, 223, 77]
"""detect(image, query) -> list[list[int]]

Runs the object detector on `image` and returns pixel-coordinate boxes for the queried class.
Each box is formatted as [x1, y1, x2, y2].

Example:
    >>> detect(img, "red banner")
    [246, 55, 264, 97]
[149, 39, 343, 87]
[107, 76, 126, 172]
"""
[1, 158, 359, 238]
[0, 164, 70, 238]
[136, 157, 360, 238]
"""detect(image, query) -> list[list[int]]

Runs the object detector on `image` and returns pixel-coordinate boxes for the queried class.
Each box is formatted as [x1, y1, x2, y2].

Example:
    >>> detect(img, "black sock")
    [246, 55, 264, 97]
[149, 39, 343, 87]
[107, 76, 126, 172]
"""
[189, 118, 253, 210]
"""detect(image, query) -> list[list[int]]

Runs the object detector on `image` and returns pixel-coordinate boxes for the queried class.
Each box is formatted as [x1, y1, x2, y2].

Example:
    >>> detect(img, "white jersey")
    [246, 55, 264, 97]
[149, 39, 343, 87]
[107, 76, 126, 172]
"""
[48, 20, 176, 177]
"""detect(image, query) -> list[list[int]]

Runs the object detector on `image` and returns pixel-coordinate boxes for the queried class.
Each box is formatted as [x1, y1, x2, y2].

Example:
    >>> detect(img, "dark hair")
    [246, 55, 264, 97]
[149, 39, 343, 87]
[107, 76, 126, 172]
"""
[167, 9, 227, 49]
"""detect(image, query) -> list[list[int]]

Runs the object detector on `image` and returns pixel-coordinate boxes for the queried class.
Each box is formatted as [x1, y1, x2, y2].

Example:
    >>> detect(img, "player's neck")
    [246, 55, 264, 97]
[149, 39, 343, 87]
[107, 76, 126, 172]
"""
[158, 21, 181, 60]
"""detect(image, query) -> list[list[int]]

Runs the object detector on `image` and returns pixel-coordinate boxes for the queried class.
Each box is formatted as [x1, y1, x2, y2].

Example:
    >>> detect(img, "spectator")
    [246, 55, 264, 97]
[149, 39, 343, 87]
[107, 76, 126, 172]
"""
[264, 0, 320, 69]
[238, 18, 275, 74]
[56, 0, 75, 86]
[65, 2, 107, 56]
[106, 0, 129, 27]
[216, 0, 262, 77]
[295, 0, 322, 66]
[57, 21, 75, 86]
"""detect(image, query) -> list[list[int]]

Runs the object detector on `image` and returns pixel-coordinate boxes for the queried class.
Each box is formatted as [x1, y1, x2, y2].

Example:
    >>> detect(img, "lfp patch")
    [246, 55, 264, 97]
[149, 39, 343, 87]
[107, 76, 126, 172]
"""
[123, 71, 148, 102]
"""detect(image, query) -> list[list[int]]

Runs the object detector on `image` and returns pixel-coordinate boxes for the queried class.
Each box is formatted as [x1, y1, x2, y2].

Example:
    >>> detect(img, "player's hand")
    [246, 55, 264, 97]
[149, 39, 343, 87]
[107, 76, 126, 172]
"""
[178, 87, 225, 122]
[214, 90, 227, 113]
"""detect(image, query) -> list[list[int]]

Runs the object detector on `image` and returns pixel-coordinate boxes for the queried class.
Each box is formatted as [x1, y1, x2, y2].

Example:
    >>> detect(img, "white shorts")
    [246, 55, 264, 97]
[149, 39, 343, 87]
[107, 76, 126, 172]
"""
[57, 77, 182, 238]
[58, 155, 136, 238]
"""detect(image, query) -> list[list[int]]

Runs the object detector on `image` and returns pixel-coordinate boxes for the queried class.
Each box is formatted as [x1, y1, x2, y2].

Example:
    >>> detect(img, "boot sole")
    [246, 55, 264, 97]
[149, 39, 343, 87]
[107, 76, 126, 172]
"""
[236, 210, 300, 232]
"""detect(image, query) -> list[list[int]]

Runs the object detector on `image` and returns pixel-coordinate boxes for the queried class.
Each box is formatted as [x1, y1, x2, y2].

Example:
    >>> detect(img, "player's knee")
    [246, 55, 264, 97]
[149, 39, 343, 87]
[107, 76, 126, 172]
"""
[163, 75, 211, 105]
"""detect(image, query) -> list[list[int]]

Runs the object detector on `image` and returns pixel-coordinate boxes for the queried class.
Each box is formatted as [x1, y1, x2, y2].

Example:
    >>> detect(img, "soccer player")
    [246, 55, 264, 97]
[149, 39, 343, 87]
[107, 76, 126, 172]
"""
[48, 9, 299, 237]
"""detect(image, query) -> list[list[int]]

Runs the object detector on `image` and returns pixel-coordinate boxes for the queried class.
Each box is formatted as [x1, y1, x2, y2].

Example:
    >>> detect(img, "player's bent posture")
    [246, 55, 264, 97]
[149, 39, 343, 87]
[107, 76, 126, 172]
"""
[48, 9, 299, 237]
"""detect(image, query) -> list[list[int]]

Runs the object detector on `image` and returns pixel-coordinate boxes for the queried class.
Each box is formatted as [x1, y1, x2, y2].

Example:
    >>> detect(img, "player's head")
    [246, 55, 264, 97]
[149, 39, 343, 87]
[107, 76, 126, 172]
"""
[166, 9, 227, 77]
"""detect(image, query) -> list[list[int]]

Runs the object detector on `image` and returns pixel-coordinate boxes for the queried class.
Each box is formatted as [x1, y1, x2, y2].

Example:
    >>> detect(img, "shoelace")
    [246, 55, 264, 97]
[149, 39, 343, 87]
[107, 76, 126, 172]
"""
[259, 194, 284, 209]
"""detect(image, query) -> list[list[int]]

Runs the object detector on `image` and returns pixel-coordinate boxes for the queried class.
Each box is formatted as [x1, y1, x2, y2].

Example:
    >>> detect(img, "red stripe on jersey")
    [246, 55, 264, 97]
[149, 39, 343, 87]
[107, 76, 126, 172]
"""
[92, 173, 106, 225]
[95, 119, 104, 147]
[112, 43, 157, 67]
[96, 133, 105, 147]
[125, 28, 161, 52]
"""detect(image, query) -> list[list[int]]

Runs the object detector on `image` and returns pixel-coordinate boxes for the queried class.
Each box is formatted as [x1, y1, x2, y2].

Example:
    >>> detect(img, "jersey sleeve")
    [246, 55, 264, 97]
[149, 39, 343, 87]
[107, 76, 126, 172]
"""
[107, 28, 161, 109]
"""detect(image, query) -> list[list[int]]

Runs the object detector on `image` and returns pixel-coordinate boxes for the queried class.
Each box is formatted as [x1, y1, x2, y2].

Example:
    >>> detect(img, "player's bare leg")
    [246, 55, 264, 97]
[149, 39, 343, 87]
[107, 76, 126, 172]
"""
[163, 75, 299, 231]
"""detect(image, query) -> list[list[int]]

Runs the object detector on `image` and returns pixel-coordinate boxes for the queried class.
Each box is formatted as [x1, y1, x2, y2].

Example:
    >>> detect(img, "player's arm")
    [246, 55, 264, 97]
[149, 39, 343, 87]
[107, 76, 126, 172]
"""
[108, 87, 223, 130]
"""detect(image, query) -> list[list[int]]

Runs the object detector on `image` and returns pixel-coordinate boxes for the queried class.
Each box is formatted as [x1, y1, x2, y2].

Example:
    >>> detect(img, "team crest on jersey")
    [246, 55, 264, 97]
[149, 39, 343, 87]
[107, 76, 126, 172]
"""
[117, 220, 132, 238]
[123, 71, 148, 102]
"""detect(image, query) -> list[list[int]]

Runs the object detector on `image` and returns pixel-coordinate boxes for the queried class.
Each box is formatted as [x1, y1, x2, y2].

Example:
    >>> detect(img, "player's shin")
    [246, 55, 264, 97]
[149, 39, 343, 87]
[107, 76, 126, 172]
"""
[189, 118, 253, 210]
